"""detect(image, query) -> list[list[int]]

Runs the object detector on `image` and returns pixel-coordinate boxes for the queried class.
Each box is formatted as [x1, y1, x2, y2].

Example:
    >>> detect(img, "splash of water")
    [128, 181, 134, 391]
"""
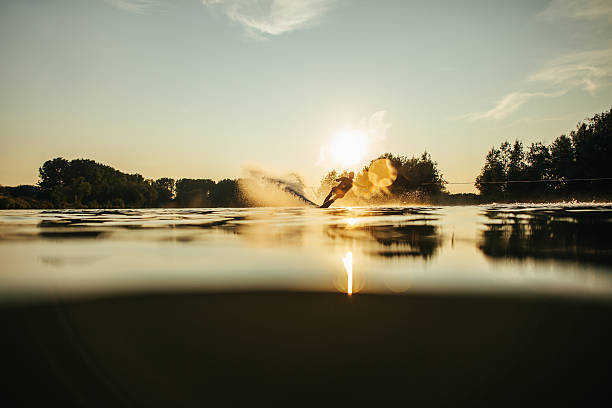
[240, 169, 319, 207]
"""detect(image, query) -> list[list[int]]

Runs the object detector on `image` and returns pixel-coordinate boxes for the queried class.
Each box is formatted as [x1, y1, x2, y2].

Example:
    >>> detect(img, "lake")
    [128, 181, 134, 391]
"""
[1, 204, 611, 303]
[3, 204, 612, 405]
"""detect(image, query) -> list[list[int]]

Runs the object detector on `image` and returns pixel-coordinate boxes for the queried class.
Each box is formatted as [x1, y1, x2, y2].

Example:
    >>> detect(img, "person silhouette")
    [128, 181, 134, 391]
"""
[321, 171, 354, 208]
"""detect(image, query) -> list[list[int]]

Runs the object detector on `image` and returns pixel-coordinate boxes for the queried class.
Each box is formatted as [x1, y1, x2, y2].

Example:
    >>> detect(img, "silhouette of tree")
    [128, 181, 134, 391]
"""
[212, 179, 240, 207]
[39, 157, 70, 191]
[550, 135, 574, 178]
[154, 178, 175, 206]
[317, 152, 445, 204]
[506, 140, 525, 197]
[475, 147, 505, 199]
[475, 107, 612, 201]
[35, 157, 162, 208]
[525, 142, 552, 182]
[176, 178, 215, 207]
[572, 109, 612, 195]
[380, 152, 446, 198]
[66, 176, 92, 207]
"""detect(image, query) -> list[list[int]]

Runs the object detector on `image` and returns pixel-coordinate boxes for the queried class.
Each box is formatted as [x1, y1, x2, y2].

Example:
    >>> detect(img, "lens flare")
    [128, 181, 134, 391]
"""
[368, 158, 397, 187]
[342, 251, 353, 295]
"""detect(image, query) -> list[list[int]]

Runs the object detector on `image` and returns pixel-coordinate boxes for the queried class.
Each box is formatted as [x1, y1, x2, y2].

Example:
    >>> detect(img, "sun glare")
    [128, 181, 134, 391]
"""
[342, 251, 353, 295]
[330, 129, 368, 167]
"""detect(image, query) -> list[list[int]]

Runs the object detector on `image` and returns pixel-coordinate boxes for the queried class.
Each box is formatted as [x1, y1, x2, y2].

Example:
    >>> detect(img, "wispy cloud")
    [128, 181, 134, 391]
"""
[530, 49, 612, 93]
[533, 1, 612, 94]
[461, 91, 567, 121]
[202, 0, 337, 39]
[460, 1, 611, 121]
[104, 0, 158, 13]
[361, 110, 391, 141]
[538, 0, 612, 23]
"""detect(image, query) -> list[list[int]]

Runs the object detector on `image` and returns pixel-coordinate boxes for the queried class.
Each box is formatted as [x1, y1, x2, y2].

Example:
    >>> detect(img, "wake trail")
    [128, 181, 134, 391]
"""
[261, 175, 319, 206]
[247, 169, 319, 207]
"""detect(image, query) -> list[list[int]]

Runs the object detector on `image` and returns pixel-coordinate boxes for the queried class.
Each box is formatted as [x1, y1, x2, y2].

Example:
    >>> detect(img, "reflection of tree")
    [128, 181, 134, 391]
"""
[229, 223, 305, 247]
[363, 224, 441, 258]
[479, 208, 612, 265]
[219, 209, 307, 247]
[326, 220, 442, 259]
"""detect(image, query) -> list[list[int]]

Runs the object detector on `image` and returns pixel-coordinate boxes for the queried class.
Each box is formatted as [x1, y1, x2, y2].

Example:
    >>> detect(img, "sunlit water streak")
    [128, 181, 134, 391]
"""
[1, 204, 612, 303]
[343, 251, 353, 295]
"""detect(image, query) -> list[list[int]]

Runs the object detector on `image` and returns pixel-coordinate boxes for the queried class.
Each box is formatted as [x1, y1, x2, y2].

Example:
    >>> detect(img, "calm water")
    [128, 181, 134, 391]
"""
[1, 204, 612, 303]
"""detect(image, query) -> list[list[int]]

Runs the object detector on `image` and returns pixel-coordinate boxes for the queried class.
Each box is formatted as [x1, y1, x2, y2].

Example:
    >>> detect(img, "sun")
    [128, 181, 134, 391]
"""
[330, 129, 368, 167]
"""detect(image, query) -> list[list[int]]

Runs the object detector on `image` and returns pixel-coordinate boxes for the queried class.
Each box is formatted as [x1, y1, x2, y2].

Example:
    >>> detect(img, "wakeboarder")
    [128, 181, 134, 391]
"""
[320, 172, 354, 208]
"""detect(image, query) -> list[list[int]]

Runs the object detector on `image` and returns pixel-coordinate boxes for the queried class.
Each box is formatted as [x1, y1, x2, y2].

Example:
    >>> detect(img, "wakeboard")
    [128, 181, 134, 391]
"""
[319, 199, 335, 208]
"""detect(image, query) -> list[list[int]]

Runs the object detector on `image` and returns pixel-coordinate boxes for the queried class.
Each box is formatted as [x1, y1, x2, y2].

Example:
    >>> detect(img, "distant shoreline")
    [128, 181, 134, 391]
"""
[3, 107, 611, 210]
[2, 196, 612, 210]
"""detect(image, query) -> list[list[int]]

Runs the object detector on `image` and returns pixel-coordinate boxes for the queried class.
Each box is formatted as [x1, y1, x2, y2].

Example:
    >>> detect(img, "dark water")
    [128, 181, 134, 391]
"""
[1, 204, 612, 302]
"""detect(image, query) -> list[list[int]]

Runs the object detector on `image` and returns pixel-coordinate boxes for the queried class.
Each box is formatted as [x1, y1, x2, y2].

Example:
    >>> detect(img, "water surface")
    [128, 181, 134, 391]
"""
[1, 204, 612, 303]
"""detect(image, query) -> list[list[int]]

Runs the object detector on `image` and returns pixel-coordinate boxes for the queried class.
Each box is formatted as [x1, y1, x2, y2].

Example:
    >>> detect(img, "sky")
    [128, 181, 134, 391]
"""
[0, 0, 611, 193]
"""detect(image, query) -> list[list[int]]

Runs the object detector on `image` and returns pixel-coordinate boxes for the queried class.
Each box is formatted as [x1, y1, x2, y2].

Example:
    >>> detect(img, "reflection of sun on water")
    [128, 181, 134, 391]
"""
[342, 251, 353, 295]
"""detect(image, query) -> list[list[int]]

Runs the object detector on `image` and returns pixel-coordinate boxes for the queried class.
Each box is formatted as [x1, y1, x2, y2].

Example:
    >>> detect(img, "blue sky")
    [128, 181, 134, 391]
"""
[1, 0, 611, 192]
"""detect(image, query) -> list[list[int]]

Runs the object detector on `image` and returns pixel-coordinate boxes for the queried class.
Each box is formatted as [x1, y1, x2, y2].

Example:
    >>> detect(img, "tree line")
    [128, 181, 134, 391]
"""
[475, 107, 612, 201]
[0, 158, 249, 209]
[0, 152, 454, 209]
[1, 106, 609, 209]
